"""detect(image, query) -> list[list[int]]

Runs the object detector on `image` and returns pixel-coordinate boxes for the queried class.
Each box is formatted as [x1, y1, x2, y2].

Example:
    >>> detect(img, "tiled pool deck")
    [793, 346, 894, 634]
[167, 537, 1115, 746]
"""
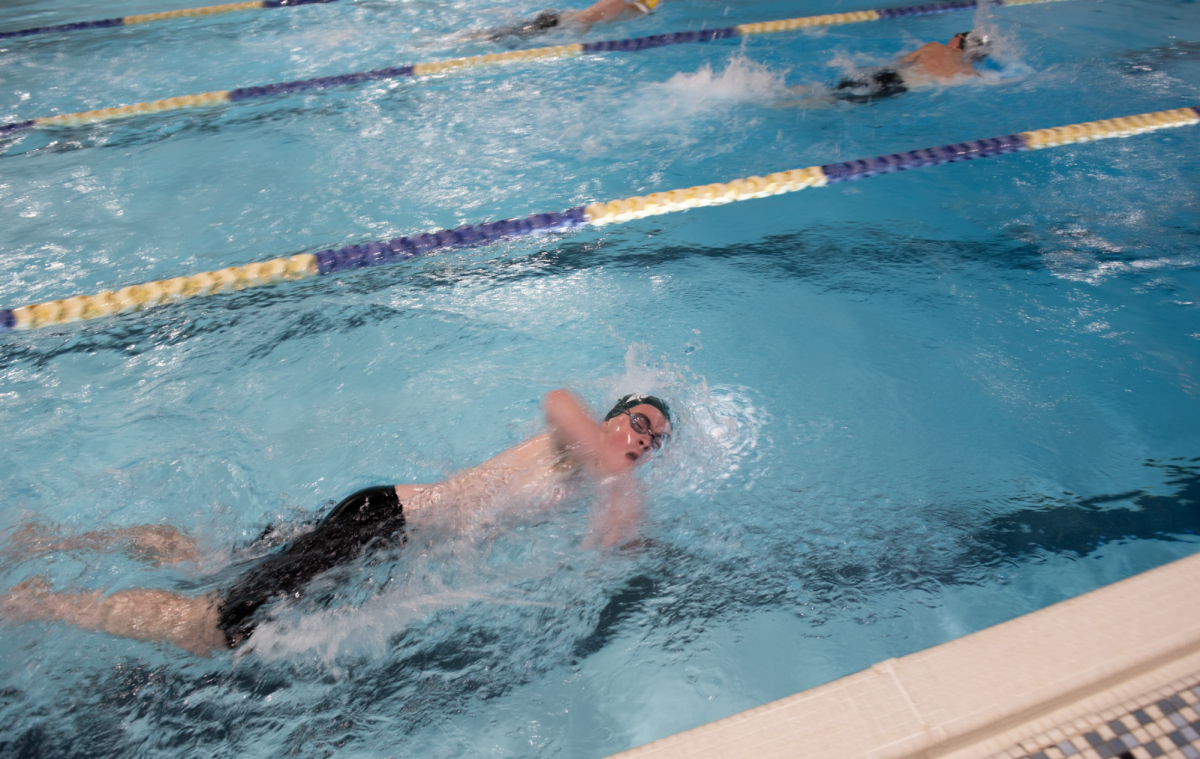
[987, 674, 1200, 759]
[605, 551, 1200, 759]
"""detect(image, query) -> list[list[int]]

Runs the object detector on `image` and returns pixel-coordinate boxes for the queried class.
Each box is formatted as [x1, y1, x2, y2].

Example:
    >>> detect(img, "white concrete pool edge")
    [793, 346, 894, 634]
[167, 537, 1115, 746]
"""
[604, 551, 1200, 759]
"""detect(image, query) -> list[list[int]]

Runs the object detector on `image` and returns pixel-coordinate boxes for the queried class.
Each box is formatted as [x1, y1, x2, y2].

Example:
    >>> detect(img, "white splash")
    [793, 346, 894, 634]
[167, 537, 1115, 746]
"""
[241, 577, 567, 670]
[626, 56, 792, 122]
[597, 343, 769, 499]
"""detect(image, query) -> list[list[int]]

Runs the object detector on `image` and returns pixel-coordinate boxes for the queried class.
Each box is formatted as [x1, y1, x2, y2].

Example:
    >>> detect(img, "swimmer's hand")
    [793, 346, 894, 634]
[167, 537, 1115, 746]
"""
[583, 476, 644, 549]
[543, 388, 646, 548]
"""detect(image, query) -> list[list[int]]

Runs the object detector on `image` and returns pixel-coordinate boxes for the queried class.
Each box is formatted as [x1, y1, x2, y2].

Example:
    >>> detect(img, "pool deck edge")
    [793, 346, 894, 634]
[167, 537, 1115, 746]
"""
[604, 550, 1200, 759]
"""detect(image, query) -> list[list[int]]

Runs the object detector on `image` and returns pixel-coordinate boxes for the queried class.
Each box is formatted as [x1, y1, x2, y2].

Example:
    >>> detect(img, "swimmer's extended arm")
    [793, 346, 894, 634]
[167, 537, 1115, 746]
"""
[562, 0, 647, 28]
[544, 389, 645, 548]
[544, 389, 604, 466]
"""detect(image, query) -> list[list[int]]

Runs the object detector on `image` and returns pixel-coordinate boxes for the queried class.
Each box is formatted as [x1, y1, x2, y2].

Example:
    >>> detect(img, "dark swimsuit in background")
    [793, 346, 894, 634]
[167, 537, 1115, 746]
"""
[831, 69, 908, 103]
[487, 11, 559, 41]
[216, 486, 405, 648]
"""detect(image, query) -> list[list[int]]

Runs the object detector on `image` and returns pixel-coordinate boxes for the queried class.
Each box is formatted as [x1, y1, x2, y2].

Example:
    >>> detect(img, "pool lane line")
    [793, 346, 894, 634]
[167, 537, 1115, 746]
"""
[0, 0, 1064, 46]
[0, 0, 1074, 137]
[0, 0, 339, 42]
[4, 104, 1193, 334]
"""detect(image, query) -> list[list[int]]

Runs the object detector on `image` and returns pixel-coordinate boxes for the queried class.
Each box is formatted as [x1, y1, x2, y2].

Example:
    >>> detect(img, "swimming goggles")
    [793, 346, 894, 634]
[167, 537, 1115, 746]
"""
[620, 411, 670, 449]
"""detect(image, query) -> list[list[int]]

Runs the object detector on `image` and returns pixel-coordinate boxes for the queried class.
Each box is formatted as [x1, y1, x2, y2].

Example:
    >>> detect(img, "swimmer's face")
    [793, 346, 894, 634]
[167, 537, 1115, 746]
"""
[599, 404, 671, 472]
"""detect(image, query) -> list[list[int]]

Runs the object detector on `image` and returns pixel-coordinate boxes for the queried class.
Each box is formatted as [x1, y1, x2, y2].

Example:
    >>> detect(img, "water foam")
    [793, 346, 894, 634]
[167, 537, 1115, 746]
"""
[595, 343, 769, 503]
[626, 56, 792, 123]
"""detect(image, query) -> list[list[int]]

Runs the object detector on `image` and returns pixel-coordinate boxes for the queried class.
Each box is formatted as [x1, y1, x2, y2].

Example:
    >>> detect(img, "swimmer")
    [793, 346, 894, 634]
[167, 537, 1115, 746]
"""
[0, 390, 672, 655]
[483, 0, 659, 41]
[787, 31, 992, 105]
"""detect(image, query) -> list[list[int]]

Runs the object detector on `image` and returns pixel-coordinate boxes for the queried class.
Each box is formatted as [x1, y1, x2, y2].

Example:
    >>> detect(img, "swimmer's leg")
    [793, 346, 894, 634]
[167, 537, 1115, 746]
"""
[7, 523, 198, 566]
[779, 84, 837, 109]
[2, 577, 227, 655]
[109, 525, 199, 565]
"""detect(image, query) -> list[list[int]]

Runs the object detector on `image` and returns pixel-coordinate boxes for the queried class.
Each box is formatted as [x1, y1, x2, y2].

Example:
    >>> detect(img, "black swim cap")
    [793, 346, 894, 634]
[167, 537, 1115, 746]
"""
[960, 30, 992, 60]
[604, 394, 672, 425]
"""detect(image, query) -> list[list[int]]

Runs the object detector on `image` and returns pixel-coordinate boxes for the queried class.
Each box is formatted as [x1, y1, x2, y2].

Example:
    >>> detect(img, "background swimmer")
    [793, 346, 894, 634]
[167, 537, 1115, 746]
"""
[1, 390, 672, 655]
[899, 30, 991, 78]
[787, 31, 994, 106]
[483, 0, 660, 40]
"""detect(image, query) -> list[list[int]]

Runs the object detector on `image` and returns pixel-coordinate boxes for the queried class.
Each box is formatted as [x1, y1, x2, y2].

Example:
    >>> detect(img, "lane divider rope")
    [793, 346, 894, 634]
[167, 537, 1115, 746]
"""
[0, 0, 1072, 136]
[0, 0, 339, 41]
[6, 105, 1191, 334]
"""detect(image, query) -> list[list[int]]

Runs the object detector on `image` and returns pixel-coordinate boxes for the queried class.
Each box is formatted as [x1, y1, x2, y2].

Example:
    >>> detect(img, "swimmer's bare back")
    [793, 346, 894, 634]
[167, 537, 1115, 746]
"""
[900, 41, 981, 79]
[0, 389, 670, 654]
[476, 0, 650, 40]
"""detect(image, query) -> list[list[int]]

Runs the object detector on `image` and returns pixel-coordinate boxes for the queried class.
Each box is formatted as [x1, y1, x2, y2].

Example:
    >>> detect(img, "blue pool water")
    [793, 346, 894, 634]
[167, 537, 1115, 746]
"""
[1, 0, 1199, 755]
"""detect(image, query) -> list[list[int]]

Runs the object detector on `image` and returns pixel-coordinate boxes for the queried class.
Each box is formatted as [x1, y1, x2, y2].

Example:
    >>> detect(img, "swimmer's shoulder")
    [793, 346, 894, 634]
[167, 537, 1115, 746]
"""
[901, 41, 948, 64]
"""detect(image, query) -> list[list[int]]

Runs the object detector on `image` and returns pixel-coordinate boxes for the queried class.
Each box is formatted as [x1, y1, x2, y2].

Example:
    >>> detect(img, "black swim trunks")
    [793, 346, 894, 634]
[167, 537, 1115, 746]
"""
[216, 486, 405, 648]
[488, 11, 559, 41]
[831, 69, 908, 103]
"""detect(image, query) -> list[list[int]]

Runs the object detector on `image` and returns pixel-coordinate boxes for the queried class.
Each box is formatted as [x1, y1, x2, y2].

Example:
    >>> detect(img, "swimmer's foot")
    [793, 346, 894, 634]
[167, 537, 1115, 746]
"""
[3, 522, 198, 566]
[120, 525, 199, 567]
[3, 522, 60, 559]
[3, 574, 52, 601]
[0, 576, 103, 628]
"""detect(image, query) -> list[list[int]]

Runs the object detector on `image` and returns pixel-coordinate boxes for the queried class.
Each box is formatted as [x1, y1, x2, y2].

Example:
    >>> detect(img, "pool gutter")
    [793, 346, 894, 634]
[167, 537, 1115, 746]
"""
[604, 550, 1200, 759]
